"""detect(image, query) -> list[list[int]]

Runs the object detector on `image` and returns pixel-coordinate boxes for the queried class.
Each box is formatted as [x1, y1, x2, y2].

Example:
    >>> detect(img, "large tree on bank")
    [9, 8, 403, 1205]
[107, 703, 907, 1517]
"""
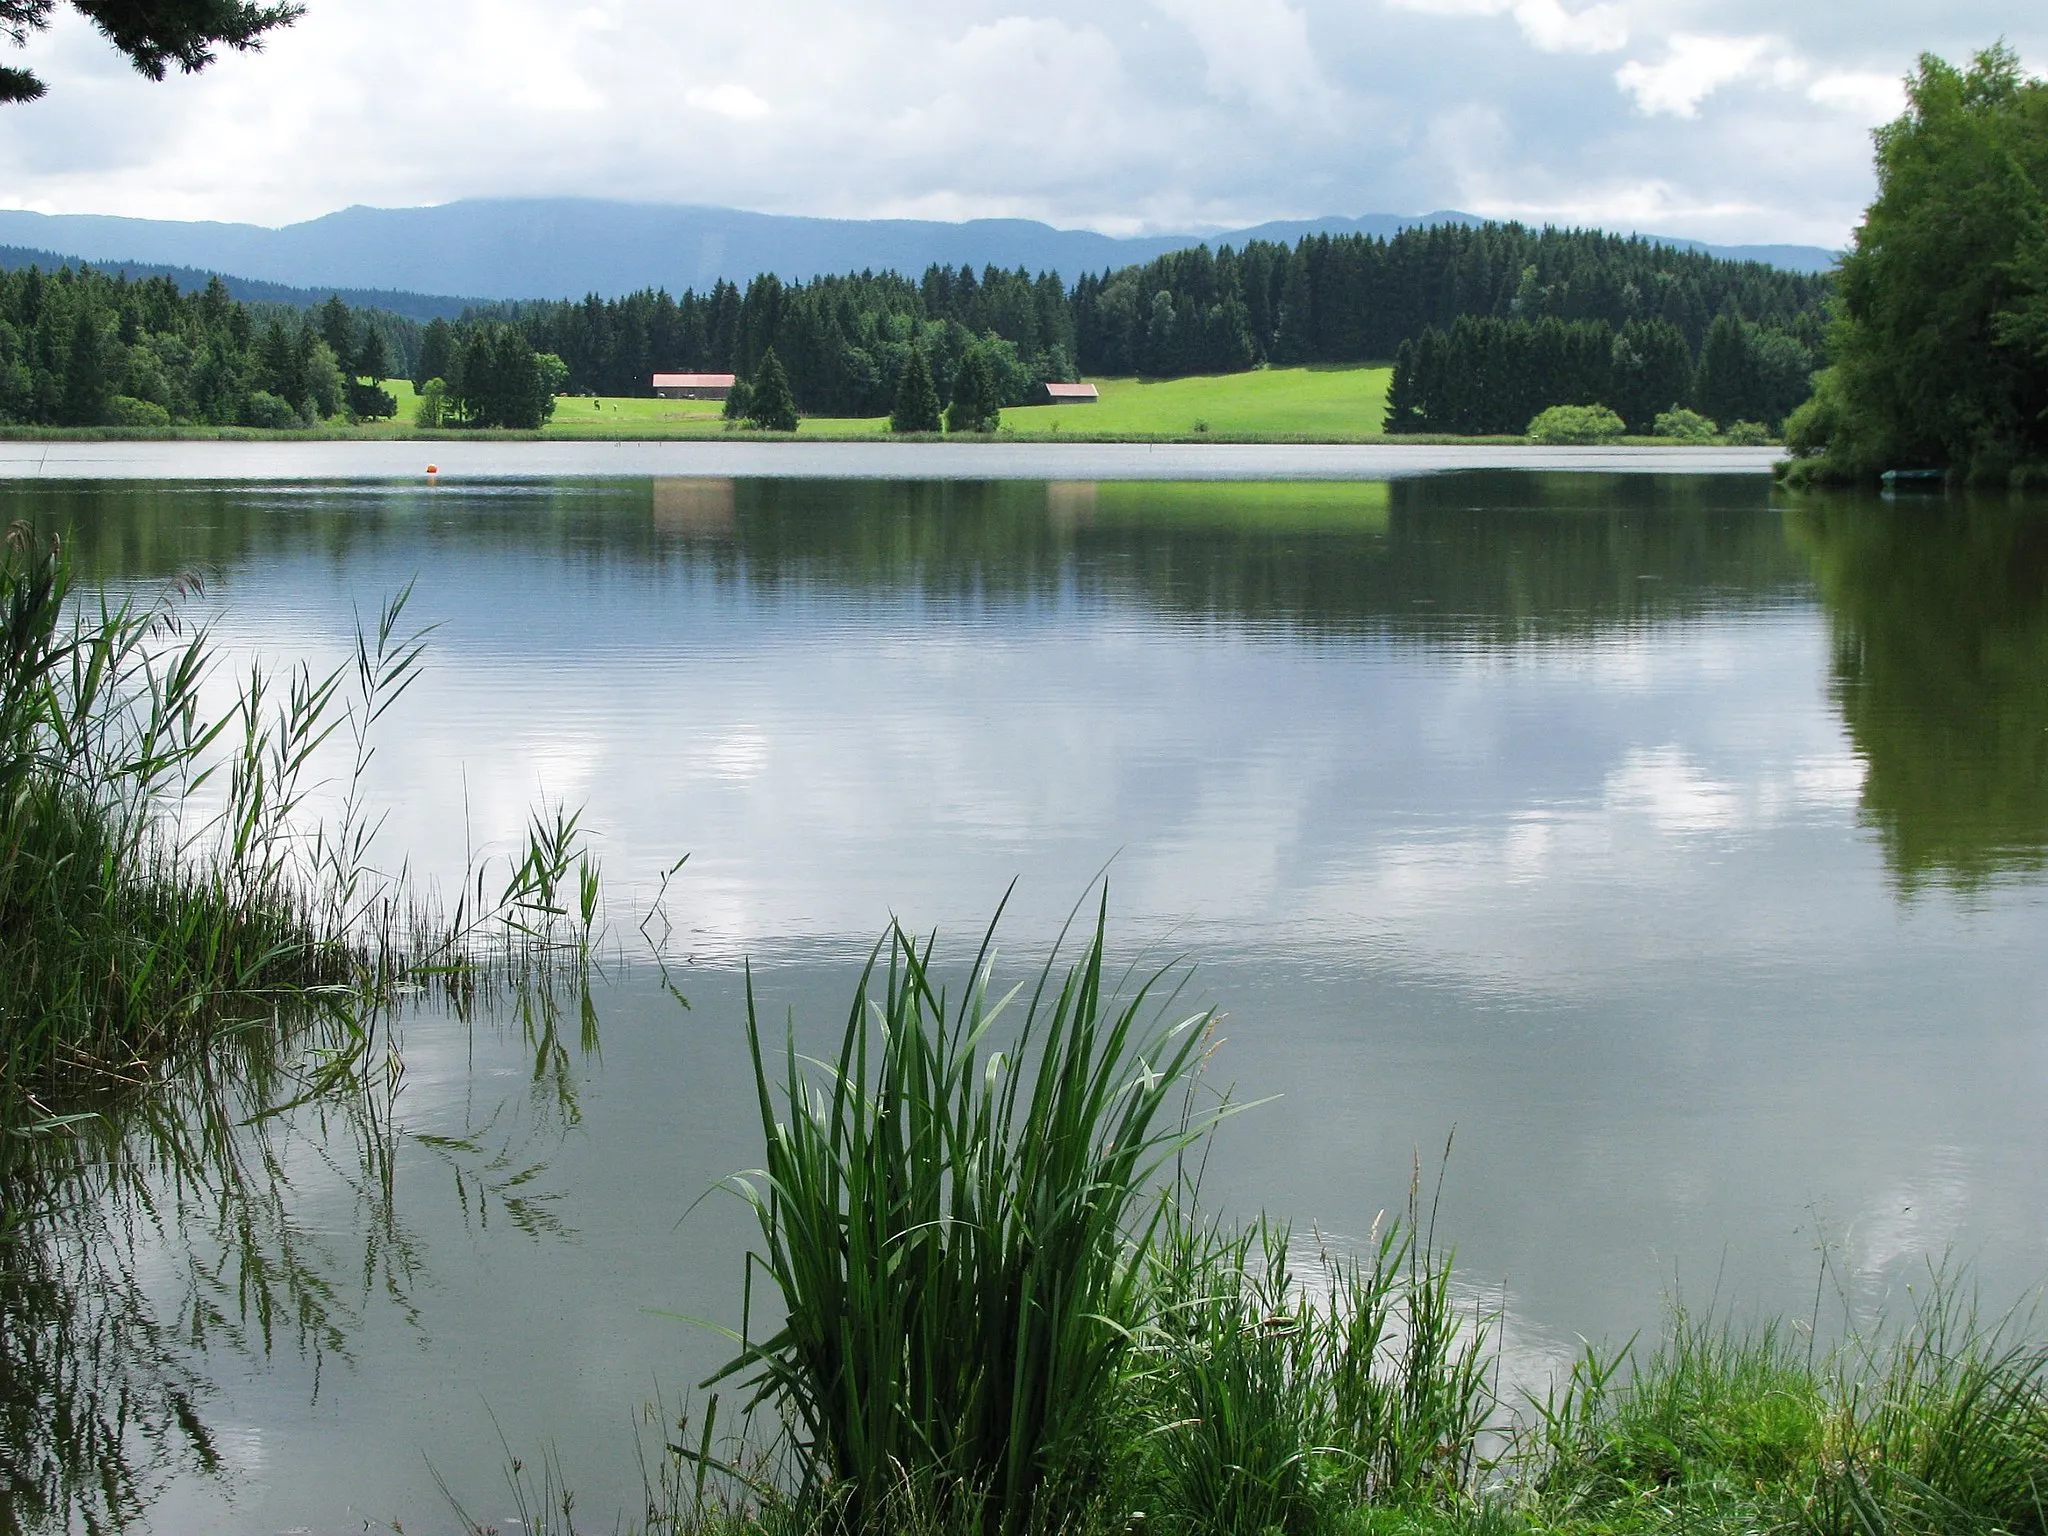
[1787, 45, 2048, 481]
[1, 0, 302, 103]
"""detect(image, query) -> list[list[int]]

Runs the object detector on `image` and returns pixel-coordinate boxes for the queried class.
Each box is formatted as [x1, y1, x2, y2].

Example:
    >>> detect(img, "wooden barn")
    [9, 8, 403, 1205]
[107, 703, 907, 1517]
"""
[653, 372, 737, 401]
[1035, 381, 1100, 405]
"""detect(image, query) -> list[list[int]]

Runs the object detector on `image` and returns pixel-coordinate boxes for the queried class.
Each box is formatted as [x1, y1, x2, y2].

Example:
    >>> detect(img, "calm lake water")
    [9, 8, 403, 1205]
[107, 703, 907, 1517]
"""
[8, 471, 2048, 1534]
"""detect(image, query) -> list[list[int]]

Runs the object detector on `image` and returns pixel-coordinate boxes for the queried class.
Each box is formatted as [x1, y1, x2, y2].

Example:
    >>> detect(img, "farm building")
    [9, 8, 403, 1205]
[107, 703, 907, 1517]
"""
[653, 373, 737, 400]
[1035, 381, 1100, 404]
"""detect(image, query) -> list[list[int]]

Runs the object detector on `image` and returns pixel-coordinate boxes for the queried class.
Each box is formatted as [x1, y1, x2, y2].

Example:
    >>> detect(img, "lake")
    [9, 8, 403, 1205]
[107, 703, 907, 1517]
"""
[6, 467, 2047, 1534]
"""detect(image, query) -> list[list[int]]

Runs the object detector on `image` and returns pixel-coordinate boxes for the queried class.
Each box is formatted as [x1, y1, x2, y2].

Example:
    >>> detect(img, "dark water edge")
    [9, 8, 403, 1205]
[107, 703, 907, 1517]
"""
[4, 471, 2047, 1534]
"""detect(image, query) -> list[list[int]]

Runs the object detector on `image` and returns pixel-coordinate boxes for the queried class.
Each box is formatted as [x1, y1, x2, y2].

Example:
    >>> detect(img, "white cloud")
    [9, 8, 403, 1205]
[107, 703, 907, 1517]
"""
[1615, 33, 1787, 118]
[685, 83, 770, 121]
[1385, 0, 1626, 56]
[1807, 70, 1908, 122]
[1151, 0, 1337, 115]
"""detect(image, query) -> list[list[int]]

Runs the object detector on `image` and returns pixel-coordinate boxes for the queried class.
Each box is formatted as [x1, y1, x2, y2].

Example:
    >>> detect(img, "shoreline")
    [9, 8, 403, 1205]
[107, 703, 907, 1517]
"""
[0, 439, 1783, 482]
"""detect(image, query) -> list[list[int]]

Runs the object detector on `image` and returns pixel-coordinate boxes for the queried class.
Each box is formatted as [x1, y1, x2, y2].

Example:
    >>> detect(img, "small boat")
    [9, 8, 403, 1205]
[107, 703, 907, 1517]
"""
[1879, 467, 1947, 486]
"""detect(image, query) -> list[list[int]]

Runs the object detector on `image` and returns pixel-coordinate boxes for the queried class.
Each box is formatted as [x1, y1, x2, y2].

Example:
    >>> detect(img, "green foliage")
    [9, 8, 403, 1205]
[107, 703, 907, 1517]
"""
[414, 376, 449, 428]
[452, 321, 555, 429]
[0, 524, 349, 1122]
[106, 393, 170, 428]
[1389, 313, 1808, 436]
[346, 380, 396, 419]
[1517, 1281, 2048, 1536]
[355, 323, 391, 384]
[945, 344, 1001, 433]
[708, 900, 1217, 1532]
[1126, 1215, 1493, 1536]
[478, 221, 1827, 422]
[0, 0, 303, 105]
[1722, 420, 1771, 446]
[239, 388, 299, 429]
[0, 263, 431, 429]
[744, 346, 799, 432]
[1802, 45, 2048, 479]
[890, 343, 942, 433]
[415, 316, 454, 390]
[1527, 404, 1625, 444]
[1652, 407, 1717, 443]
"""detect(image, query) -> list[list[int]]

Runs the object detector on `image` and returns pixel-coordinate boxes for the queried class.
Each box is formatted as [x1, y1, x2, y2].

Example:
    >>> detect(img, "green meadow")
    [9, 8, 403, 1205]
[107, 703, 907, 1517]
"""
[1005, 366, 1392, 439]
[379, 365, 1395, 441]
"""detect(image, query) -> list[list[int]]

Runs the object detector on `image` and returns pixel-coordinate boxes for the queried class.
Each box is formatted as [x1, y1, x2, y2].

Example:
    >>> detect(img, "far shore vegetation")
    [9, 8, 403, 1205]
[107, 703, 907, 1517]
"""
[0, 214, 1819, 446]
[10, 47, 2048, 468]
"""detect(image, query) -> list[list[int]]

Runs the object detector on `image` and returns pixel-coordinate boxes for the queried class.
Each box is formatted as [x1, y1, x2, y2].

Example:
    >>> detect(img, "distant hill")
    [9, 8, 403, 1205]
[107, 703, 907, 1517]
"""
[0, 244, 476, 320]
[0, 201, 1839, 306]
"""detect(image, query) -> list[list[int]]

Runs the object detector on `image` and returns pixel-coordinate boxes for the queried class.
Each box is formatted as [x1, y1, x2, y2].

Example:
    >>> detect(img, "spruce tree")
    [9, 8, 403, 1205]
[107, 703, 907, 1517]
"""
[59, 310, 111, 425]
[317, 295, 354, 373]
[356, 324, 390, 384]
[890, 343, 941, 433]
[415, 318, 453, 391]
[945, 346, 999, 433]
[746, 346, 799, 431]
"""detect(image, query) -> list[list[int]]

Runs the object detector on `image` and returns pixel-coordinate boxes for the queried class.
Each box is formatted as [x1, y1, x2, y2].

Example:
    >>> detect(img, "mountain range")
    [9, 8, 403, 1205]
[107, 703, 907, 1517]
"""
[0, 199, 1839, 309]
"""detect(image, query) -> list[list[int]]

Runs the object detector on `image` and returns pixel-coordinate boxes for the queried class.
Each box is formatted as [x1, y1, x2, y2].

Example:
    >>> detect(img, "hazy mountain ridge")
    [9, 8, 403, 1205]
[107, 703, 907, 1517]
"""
[0, 201, 1839, 310]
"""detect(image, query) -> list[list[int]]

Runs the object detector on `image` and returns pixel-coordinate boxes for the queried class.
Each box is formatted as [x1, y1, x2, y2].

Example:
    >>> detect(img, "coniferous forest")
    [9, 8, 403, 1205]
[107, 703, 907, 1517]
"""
[474, 223, 1830, 429]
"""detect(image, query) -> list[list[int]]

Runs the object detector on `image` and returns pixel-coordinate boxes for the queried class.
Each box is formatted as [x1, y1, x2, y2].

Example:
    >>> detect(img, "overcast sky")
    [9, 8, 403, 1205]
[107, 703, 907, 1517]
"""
[0, 1, 2033, 246]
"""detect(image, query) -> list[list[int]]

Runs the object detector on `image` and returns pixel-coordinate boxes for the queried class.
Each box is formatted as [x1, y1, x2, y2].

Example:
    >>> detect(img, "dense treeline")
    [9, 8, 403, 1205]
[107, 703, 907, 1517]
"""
[1387, 311, 1818, 434]
[1071, 223, 1828, 376]
[0, 264, 403, 428]
[1785, 45, 2048, 483]
[421, 221, 1831, 425]
[464, 264, 1079, 417]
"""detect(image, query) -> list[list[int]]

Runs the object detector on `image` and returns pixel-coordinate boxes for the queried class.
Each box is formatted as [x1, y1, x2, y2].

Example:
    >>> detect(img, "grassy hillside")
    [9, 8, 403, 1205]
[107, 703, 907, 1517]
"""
[379, 365, 1393, 441]
[1008, 366, 1391, 438]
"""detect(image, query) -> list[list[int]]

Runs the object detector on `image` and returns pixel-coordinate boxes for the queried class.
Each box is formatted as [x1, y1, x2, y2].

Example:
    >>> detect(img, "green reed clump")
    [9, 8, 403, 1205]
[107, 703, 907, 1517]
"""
[707, 897, 1219, 1535]
[1122, 1212, 1493, 1536]
[0, 521, 603, 1131]
[0, 521, 354, 1125]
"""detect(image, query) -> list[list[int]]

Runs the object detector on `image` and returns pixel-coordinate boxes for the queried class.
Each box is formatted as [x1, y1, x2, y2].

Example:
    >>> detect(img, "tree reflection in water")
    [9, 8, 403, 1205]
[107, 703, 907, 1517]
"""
[1791, 493, 2048, 894]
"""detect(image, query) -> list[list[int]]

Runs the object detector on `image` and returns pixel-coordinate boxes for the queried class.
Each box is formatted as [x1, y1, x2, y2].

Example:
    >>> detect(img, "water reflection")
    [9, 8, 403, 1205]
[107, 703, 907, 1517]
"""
[4, 473, 2047, 1532]
[1791, 495, 2048, 893]
[0, 972, 595, 1533]
[32, 472, 1805, 644]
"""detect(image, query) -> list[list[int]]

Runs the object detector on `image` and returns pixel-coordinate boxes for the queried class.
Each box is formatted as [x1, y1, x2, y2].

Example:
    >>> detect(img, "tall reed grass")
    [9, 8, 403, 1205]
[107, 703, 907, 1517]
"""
[1, 519, 615, 1530]
[681, 902, 1501, 1536]
[707, 898, 1220, 1534]
[0, 520, 602, 1131]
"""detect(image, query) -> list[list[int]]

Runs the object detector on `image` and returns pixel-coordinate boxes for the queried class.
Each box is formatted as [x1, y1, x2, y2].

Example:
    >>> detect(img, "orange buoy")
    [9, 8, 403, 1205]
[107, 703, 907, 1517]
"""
[425, 463, 438, 475]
